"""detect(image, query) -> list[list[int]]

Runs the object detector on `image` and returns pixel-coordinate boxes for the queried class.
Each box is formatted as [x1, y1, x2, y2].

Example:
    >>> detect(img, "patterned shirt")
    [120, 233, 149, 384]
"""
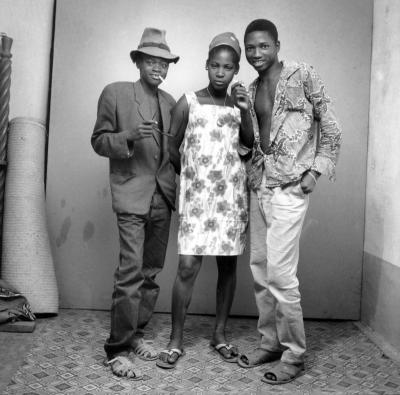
[247, 60, 342, 190]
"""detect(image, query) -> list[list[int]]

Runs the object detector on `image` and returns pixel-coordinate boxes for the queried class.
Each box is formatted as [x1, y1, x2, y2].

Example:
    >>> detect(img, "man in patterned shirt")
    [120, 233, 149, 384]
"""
[232, 19, 342, 384]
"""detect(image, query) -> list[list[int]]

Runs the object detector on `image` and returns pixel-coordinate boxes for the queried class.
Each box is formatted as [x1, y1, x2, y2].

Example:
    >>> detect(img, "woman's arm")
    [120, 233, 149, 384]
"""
[168, 95, 189, 175]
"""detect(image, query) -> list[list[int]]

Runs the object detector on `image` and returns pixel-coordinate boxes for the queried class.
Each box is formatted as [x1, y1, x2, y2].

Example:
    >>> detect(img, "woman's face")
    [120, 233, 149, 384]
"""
[207, 48, 238, 92]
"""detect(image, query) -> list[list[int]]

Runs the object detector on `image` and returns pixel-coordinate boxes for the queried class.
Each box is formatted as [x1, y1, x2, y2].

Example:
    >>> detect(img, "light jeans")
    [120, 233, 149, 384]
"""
[249, 176, 309, 364]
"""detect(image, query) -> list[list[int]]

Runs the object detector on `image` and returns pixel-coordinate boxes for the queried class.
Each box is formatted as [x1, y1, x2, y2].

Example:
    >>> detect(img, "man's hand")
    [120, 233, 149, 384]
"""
[127, 120, 157, 142]
[231, 81, 250, 111]
[300, 170, 320, 194]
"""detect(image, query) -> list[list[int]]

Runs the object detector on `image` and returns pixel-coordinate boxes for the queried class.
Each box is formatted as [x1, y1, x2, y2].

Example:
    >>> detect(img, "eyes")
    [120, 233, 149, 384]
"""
[245, 43, 271, 52]
[143, 57, 169, 70]
[208, 62, 234, 71]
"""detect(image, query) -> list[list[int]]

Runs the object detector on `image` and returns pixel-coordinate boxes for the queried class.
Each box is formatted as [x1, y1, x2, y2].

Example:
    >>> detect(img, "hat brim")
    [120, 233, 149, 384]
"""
[130, 48, 179, 64]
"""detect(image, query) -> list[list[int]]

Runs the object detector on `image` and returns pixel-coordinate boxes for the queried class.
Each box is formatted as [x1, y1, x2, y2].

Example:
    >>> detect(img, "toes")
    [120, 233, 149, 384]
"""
[239, 355, 249, 365]
[221, 349, 233, 359]
[113, 367, 124, 377]
[231, 347, 239, 357]
[159, 353, 168, 363]
[264, 372, 277, 381]
[168, 353, 179, 364]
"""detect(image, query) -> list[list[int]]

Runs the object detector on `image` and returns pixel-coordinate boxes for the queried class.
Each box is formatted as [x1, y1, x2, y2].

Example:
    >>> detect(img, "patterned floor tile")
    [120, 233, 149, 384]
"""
[1, 310, 400, 394]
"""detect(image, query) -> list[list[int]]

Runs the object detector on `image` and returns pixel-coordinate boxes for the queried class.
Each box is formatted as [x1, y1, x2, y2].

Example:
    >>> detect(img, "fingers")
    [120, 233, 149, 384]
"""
[231, 83, 250, 110]
[300, 172, 318, 194]
[137, 120, 158, 138]
[231, 85, 248, 97]
[142, 120, 158, 126]
[231, 80, 244, 91]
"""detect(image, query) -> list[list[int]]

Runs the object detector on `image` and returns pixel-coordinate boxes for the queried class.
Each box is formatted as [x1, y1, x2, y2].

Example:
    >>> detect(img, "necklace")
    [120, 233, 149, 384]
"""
[206, 87, 227, 107]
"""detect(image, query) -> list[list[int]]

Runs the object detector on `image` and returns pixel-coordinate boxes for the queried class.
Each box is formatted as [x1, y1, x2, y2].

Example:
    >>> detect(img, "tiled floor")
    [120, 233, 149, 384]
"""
[1, 309, 400, 394]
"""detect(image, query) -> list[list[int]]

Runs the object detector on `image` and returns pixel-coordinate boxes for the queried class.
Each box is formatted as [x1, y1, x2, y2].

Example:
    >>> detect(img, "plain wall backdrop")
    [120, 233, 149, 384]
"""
[0, 0, 53, 121]
[46, 0, 372, 318]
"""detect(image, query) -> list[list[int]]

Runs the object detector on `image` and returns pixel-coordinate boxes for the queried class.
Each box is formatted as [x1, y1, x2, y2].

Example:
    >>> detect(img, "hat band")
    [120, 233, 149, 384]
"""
[138, 42, 170, 51]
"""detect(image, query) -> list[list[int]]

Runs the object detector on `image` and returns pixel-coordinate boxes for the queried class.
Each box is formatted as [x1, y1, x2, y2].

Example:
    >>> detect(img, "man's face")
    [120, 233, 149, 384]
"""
[137, 54, 169, 87]
[244, 31, 280, 73]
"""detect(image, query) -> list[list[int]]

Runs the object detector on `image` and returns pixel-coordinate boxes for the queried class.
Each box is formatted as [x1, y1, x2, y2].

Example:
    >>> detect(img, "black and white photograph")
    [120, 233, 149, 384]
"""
[0, 0, 399, 393]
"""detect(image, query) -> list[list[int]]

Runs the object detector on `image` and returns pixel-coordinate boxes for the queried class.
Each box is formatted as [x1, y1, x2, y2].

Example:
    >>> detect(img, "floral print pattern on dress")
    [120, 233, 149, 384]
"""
[178, 92, 248, 256]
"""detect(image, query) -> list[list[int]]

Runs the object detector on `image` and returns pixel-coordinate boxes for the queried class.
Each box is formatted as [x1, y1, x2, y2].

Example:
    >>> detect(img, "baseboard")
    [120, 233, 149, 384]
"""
[354, 321, 400, 364]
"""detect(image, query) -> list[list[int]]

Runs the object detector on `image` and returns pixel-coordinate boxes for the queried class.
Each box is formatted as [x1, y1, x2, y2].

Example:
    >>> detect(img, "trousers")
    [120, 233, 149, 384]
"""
[249, 177, 309, 364]
[104, 190, 171, 359]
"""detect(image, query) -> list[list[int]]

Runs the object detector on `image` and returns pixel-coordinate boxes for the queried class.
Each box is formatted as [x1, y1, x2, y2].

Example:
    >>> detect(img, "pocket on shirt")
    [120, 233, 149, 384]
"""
[285, 87, 306, 111]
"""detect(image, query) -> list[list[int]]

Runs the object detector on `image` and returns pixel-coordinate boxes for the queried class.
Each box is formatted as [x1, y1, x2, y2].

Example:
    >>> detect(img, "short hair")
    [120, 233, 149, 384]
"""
[207, 45, 240, 67]
[132, 52, 143, 64]
[244, 19, 278, 43]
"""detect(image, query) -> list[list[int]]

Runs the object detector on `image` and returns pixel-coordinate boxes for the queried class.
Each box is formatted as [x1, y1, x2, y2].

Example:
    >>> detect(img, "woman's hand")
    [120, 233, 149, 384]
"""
[231, 81, 250, 111]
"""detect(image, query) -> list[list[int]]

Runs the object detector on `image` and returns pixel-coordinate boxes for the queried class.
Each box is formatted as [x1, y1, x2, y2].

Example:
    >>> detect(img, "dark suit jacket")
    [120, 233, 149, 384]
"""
[91, 80, 177, 214]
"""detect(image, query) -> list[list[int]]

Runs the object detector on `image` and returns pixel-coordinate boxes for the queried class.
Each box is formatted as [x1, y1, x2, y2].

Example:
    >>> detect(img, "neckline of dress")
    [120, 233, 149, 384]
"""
[193, 91, 234, 109]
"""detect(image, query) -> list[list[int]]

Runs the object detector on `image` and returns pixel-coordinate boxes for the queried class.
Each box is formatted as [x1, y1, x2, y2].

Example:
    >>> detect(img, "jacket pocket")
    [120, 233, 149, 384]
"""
[110, 172, 136, 185]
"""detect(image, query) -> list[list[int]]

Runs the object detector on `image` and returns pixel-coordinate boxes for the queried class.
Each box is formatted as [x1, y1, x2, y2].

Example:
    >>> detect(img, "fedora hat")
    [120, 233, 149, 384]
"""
[130, 27, 179, 64]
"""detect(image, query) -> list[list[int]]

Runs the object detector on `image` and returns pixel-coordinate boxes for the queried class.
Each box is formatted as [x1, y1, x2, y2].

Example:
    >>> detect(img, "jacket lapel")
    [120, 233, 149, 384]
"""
[158, 92, 171, 138]
[134, 80, 161, 146]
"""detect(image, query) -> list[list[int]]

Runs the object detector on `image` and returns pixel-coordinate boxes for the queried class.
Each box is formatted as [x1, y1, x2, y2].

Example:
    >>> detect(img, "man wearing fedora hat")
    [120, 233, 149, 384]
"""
[91, 27, 179, 379]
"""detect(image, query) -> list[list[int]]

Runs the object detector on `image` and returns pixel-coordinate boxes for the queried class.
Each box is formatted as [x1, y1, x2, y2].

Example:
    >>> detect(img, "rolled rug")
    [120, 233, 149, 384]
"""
[1, 117, 58, 314]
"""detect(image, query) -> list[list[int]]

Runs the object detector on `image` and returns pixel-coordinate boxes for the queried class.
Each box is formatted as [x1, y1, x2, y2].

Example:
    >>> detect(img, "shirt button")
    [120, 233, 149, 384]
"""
[154, 155, 158, 159]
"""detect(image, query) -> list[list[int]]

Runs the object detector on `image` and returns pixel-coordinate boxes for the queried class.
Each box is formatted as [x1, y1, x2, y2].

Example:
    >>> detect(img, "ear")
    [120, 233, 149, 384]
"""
[205, 60, 209, 70]
[235, 64, 240, 74]
[276, 40, 281, 52]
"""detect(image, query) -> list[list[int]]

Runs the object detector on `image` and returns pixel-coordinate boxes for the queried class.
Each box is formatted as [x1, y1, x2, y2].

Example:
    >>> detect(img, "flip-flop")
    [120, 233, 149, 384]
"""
[210, 343, 239, 363]
[156, 348, 185, 369]
[261, 361, 305, 385]
[237, 348, 282, 368]
[104, 356, 142, 380]
[132, 338, 159, 361]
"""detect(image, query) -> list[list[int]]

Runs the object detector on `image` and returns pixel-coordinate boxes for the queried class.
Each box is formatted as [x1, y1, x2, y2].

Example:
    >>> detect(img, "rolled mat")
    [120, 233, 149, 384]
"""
[1, 117, 58, 314]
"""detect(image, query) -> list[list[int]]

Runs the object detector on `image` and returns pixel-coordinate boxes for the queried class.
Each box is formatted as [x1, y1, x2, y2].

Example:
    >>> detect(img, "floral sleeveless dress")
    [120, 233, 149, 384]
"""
[177, 92, 248, 256]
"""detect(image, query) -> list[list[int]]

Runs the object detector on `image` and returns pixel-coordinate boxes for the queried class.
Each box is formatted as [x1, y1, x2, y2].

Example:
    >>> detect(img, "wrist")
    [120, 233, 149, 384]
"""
[307, 170, 319, 183]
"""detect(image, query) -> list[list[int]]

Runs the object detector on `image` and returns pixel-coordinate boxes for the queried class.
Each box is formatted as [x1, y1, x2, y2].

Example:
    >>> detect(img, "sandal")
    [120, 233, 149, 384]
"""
[132, 338, 159, 361]
[262, 361, 305, 385]
[104, 355, 142, 380]
[210, 343, 239, 363]
[156, 348, 185, 369]
[238, 348, 282, 368]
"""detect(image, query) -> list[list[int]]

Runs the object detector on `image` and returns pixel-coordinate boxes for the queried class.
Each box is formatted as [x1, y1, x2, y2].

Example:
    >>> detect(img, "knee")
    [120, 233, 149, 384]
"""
[177, 257, 200, 282]
[267, 267, 299, 291]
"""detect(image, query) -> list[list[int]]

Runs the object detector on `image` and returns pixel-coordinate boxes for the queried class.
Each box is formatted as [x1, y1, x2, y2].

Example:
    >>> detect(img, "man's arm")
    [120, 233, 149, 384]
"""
[91, 84, 154, 159]
[304, 65, 342, 181]
[168, 95, 189, 175]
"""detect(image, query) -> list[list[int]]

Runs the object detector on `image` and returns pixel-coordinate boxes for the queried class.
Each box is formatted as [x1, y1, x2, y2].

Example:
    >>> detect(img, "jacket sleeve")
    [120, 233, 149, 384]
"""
[304, 65, 342, 181]
[91, 84, 134, 159]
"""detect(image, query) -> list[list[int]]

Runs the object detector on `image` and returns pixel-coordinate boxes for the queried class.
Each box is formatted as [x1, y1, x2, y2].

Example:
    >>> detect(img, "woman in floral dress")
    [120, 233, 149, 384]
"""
[157, 33, 248, 369]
